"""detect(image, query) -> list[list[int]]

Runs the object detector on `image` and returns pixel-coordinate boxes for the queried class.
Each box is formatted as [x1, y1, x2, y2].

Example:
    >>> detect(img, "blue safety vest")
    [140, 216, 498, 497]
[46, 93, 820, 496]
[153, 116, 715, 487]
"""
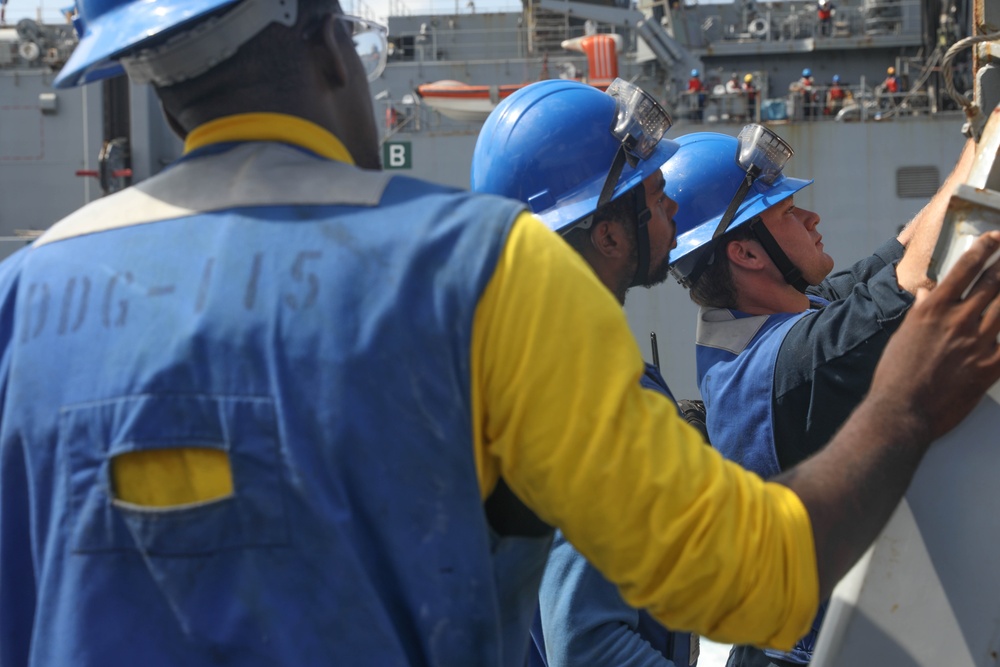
[695, 301, 827, 664]
[528, 362, 696, 667]
[0, 141, 550, 666]
[640, 363, 696, 666]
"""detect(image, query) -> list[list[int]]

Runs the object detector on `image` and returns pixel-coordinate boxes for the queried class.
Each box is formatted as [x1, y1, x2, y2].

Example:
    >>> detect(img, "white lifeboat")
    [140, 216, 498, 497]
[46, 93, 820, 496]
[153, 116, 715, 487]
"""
[415, 80, 529, 122]
[415, 34, 621, 122]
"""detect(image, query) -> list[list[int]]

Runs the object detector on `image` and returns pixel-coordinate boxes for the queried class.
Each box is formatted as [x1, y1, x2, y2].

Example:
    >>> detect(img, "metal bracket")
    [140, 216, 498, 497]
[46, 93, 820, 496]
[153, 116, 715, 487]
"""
[929, 101, 1000, 282]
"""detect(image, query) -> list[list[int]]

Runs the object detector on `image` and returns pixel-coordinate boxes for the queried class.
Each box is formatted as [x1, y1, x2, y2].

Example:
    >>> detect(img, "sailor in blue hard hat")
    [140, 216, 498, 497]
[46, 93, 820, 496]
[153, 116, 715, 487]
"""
[472, 78, 681, 298]
[665, 126, 816, 293]
[660, 124, 978, 667]
[472, 77, 699, 667]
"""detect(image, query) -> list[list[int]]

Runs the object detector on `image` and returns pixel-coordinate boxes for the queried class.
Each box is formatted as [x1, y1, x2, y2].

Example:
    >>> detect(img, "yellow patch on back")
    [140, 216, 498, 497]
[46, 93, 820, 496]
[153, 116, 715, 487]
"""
[111, 448, 233, 507]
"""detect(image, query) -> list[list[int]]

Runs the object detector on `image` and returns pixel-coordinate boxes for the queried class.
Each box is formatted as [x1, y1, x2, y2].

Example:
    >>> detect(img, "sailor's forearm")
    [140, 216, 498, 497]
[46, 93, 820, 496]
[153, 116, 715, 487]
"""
[778, 230, 1000, 599]
[896, 138, 975, 291]
[774, 393, 931, 599]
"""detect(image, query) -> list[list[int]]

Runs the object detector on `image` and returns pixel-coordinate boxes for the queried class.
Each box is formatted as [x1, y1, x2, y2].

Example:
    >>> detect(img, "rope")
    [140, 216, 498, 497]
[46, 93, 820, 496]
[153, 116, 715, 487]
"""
[943, 29, 1000, 115]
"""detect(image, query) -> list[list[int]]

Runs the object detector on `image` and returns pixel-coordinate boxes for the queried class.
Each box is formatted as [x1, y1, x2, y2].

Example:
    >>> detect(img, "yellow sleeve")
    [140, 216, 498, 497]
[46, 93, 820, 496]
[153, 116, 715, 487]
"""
[470, 212, 819, 649]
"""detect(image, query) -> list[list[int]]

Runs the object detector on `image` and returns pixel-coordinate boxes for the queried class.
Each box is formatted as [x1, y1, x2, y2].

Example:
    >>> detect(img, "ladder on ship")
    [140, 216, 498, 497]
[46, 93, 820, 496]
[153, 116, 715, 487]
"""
[523, 0, 571, 55]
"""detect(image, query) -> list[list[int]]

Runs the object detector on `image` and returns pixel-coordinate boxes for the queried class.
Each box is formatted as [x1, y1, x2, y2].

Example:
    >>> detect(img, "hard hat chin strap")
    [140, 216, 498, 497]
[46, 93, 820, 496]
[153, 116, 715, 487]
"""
[629, 184, 651, 288]
[593, 144, 650, 288]
[681, 165, 760, 289]
[597, 147, 629, 210]
[748, 217, 810, 293]
[120, 0, 298, 87]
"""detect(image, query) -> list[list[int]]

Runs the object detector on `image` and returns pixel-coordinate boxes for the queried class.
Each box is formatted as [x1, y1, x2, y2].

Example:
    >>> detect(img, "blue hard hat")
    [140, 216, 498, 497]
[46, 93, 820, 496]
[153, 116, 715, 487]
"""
[55, 0, 244, 88]
[662, 132, 812, 277]
[691, 69, 699, 77]
[470, 79, 679, 233]
[802, 68, 812, 77]
[832, 74, 840, 83]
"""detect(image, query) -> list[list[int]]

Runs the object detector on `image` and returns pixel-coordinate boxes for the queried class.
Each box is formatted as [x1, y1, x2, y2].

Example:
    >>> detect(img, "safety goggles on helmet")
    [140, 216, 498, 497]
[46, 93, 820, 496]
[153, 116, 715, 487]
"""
[592, 79, 673, 215]
[679, 124, 793, 287]
[607, 79, 672, 163]
[338, 15, 389, 82]
[711, 124, 793, 237]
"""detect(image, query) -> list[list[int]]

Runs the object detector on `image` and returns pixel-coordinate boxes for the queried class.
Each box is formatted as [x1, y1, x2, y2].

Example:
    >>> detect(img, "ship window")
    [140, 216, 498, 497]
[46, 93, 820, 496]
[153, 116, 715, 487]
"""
[896, 166, 940, 199]
[396, 36, 415, 60]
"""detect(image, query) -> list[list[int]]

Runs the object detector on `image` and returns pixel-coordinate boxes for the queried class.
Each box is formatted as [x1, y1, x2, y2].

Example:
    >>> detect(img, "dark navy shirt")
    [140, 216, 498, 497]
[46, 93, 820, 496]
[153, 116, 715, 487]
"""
[772, 239, 912, 469]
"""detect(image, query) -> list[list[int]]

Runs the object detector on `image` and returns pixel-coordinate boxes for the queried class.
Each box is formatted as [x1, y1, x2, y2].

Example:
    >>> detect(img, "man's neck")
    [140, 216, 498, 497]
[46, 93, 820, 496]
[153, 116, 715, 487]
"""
[585, 254, 630, 306]
[609, 279, 629, 306]
[734, 276, 810, 315]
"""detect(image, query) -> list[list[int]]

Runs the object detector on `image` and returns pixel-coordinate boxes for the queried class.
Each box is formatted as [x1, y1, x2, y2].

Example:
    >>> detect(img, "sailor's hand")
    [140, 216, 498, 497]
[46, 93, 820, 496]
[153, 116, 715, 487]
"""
[870, 231, 1000, 440]
[895, 138, 977, 293]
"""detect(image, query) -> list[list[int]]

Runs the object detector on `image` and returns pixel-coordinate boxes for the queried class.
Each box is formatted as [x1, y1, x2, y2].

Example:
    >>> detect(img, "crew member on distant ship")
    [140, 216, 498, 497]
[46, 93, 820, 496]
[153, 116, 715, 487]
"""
[742, 73, 758, 120]
[825, 74, 846, 115]
[884, 66, 900, 93]
[878, 66, 901, 111]
[794, 68, 816, 119]
[385, 103, 400, 130]
[816, 0, 833, 36]
[687, 69, 704, 93]
[664, 127, 976, 667]
[687, 68, 705, 121]
[725, 72, 742, 93]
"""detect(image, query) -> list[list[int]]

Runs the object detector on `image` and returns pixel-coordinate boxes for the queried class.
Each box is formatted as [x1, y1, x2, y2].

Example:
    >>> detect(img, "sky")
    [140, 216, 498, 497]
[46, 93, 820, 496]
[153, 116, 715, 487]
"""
[2, 0, 68, 24]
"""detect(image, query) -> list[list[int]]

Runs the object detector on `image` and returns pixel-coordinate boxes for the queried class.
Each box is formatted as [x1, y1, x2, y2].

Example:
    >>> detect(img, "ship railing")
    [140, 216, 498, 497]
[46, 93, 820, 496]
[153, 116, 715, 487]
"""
[785, 80, 944, 122]
[678, 80, 953, 126]
[389, 0, 596, 55]
[386, 20, 622, 63]
[678, 90, 759, 124]
[386, 0, 522, 16]
[696, 0, 923, 47]
[387, 23, 540, 62]
[380, 98, 422, 139]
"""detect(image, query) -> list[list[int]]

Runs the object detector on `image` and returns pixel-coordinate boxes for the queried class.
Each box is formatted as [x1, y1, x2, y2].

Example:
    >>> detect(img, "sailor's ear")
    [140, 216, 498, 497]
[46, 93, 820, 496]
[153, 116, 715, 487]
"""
[726, 238, 765, 269]
[591, 219, 629, 258]
[318, 14, 350, 89]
